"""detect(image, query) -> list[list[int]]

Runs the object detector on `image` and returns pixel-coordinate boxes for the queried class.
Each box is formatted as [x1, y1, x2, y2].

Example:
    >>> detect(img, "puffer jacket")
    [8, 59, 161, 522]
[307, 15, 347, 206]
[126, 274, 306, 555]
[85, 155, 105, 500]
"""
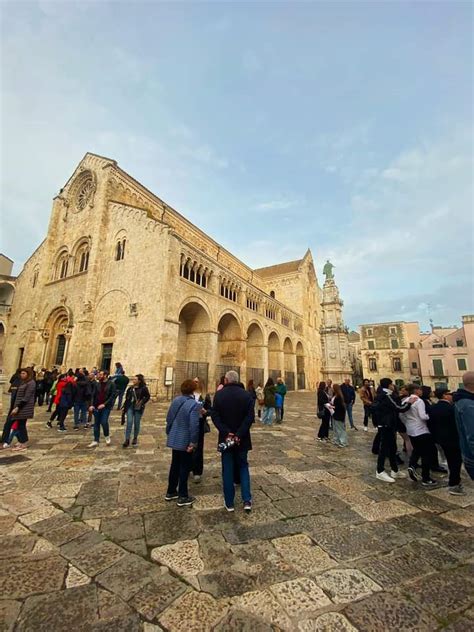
[264, 385, 276, 407]
[59, 380, 75, 409]
[12, 379, 36, 419]
[453, 388, 474, 479]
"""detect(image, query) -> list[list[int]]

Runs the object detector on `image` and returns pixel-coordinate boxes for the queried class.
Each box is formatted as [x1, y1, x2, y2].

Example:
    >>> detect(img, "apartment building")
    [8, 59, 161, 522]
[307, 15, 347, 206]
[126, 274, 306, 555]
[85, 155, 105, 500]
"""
[418, 315, 474, 391]
[359, 321, 421, 387]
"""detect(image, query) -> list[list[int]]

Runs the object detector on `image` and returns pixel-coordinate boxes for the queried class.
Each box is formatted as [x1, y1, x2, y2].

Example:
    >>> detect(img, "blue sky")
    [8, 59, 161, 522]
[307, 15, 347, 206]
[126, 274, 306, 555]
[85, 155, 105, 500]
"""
[1, 1, 473, 330]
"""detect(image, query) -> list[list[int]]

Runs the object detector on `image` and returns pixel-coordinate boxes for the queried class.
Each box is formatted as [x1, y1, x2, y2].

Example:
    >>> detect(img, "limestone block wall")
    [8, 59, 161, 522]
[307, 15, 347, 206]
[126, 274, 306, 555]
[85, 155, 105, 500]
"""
[3, 152, 339, 398]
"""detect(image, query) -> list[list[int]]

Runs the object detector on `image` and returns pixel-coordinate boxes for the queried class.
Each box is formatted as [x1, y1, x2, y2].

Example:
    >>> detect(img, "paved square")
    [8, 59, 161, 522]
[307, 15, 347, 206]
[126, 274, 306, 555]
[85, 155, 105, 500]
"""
[0, 393, 472, 630]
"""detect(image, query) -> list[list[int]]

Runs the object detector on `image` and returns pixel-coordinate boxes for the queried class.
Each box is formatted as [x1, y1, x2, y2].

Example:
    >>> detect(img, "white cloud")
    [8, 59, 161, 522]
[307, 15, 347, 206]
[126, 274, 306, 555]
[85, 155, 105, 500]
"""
[179, 144, 229, 169]
[312, 121, 373, 179]
[317, 129, 474, 328]
[253, 198, 302, 212]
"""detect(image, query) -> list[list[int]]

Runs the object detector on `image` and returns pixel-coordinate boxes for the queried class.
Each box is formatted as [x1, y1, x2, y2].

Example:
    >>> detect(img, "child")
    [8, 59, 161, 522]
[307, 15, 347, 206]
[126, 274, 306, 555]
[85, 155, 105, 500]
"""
[2, 420, 21, 448]
[275, 392, 283, 423]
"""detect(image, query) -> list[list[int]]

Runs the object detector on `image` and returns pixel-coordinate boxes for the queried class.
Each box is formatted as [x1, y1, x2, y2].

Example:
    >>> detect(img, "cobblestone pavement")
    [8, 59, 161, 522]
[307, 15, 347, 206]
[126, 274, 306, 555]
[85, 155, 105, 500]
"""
[1, 392, 473, 631]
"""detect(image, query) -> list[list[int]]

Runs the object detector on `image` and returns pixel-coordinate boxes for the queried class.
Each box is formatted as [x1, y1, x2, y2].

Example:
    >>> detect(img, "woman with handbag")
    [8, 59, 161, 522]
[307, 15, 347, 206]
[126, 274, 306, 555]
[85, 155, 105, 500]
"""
[165, 379, 201, 506]
[191, 377, 212, 483]
[1, 367, 36, 451]
[316, 381, 331, 442]
[122, 374, 150, 448]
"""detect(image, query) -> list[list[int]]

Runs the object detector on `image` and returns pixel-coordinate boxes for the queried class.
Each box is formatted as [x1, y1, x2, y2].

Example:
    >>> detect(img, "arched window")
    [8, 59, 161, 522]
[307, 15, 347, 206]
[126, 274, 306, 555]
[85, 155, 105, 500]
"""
[55, 334, 66, 365]
[32, 266, 39, 288]
[270, 290, 275, 299]
[54, 250, 69, 280]
[179, 255, 209, 288]
[115, 238, 126, 261]
[79, 249, 89, 272]
[60, 258, 68, 279]
[71, 238, 91, 274]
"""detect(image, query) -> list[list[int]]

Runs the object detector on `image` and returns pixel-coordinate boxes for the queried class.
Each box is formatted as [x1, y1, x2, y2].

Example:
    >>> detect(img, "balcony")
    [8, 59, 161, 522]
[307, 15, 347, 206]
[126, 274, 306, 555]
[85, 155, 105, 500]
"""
[410, 368, 420, 376]
[429, 369, 447, 378]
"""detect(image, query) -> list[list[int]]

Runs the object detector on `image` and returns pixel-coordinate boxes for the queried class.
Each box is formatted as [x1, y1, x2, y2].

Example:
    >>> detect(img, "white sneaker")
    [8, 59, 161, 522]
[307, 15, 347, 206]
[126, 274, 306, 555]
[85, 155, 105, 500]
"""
[390, 470, 406, 479]
[88, 441, 99, 448]
[376, 471, 395, 483]
[2, 443, 10, 449]
[105, 436, 111, 445]
[363, 426, 368, 432]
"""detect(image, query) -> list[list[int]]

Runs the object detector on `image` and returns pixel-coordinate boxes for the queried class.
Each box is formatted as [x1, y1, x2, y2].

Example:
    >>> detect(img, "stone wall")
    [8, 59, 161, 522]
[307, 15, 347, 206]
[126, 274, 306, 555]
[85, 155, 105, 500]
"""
[3, 152, 330, 397]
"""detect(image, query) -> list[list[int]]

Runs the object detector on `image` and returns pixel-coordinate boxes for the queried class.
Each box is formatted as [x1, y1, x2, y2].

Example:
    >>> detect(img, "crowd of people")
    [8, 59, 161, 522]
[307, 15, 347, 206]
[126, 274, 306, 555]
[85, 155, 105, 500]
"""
[315, 373, 474, 495]
[2, 361, 473, 511]
[2, 362, 150, 450]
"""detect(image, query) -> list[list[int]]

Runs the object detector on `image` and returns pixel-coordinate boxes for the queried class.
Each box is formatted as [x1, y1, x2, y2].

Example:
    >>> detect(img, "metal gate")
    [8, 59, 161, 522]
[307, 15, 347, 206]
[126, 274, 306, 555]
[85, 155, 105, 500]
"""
[285, 371, 295, 391]
[269, 369, 281, 383]
[247, 367, 264, 387]
[216, 365, 241, 383]
[297, 372, 306, 390]
[174, 361, 209, 395]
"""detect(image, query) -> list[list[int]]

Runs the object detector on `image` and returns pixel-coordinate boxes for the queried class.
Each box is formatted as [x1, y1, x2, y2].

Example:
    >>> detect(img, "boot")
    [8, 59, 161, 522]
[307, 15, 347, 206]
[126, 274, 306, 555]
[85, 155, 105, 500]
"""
[132, 437, 138, 446]
[122, 439, 130, 448]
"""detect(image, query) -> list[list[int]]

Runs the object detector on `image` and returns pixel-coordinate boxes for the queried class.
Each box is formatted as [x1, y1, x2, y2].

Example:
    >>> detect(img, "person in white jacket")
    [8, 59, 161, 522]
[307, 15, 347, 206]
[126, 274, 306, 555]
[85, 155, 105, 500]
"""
[399, 384, 438, 487]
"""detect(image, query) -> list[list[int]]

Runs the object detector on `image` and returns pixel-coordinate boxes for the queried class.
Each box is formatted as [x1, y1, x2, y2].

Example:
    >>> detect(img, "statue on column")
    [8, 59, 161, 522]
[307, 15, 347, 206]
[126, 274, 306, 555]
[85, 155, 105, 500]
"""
[323, 259, 335, 281]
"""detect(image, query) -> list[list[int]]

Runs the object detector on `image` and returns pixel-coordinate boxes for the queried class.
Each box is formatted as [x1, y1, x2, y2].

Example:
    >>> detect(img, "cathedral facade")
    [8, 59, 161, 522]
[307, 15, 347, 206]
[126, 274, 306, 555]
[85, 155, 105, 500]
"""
[4, 153, 347, 397]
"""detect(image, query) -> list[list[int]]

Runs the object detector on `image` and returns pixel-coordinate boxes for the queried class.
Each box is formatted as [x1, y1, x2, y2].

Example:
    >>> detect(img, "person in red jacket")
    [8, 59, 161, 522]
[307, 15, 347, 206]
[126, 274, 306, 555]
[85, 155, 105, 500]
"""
[47, 372, 75, 431]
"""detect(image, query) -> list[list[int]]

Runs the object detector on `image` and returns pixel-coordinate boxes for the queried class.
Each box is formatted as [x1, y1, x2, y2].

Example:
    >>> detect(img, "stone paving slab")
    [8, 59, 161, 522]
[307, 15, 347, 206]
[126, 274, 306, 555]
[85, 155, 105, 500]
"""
[1, 393, 473, 630]
[0, 553, 68, 599]
[344, 591, 439, 631]
[15, 584, 100, 632]
[298, 611, 358, 631]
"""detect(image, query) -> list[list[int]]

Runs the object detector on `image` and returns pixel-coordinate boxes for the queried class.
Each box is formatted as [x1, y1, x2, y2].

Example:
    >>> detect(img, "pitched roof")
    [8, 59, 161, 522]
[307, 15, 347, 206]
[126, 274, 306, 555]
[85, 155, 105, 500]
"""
[254, 259, 303, 278]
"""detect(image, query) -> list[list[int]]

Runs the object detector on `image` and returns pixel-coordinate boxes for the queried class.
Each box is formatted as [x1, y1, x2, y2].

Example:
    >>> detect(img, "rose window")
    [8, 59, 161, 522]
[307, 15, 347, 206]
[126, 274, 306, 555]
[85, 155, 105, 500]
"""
[73, 172, 95, 212]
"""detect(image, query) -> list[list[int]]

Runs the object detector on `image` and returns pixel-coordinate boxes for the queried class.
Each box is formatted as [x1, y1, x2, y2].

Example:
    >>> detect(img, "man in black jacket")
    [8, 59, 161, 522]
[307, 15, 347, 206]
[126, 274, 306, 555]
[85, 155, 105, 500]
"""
[73, 369, 93, 430]
[341, 378, 357, 430]
[429, 388, 464, 495]
[372, 378, 413, 483]
[211, 370, 254, 512]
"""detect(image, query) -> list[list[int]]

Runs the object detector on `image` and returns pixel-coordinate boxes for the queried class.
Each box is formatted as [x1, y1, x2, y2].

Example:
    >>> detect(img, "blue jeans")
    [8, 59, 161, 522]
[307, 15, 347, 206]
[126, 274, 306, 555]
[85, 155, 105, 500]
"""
[262, 407, 275, 425]
[7, 429, 21, 445]
[74, 402, 88, 426]
[221, 449, 251, 507]
[125, 409, 143, 440]
[93, 408, 111, 442]
[333, 419, 348, 446]
[346, 403, 354, 428]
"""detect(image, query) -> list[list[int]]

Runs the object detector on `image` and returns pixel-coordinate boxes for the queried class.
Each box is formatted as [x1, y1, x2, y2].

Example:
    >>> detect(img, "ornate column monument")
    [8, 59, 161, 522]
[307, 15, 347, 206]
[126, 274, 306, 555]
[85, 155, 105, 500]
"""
[320, 260, 352, 383]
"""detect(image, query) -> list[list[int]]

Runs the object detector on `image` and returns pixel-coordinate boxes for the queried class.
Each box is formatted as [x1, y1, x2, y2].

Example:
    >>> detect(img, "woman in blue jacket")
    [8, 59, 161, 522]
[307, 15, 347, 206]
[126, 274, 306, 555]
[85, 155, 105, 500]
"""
[165, 379, 200, 507]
